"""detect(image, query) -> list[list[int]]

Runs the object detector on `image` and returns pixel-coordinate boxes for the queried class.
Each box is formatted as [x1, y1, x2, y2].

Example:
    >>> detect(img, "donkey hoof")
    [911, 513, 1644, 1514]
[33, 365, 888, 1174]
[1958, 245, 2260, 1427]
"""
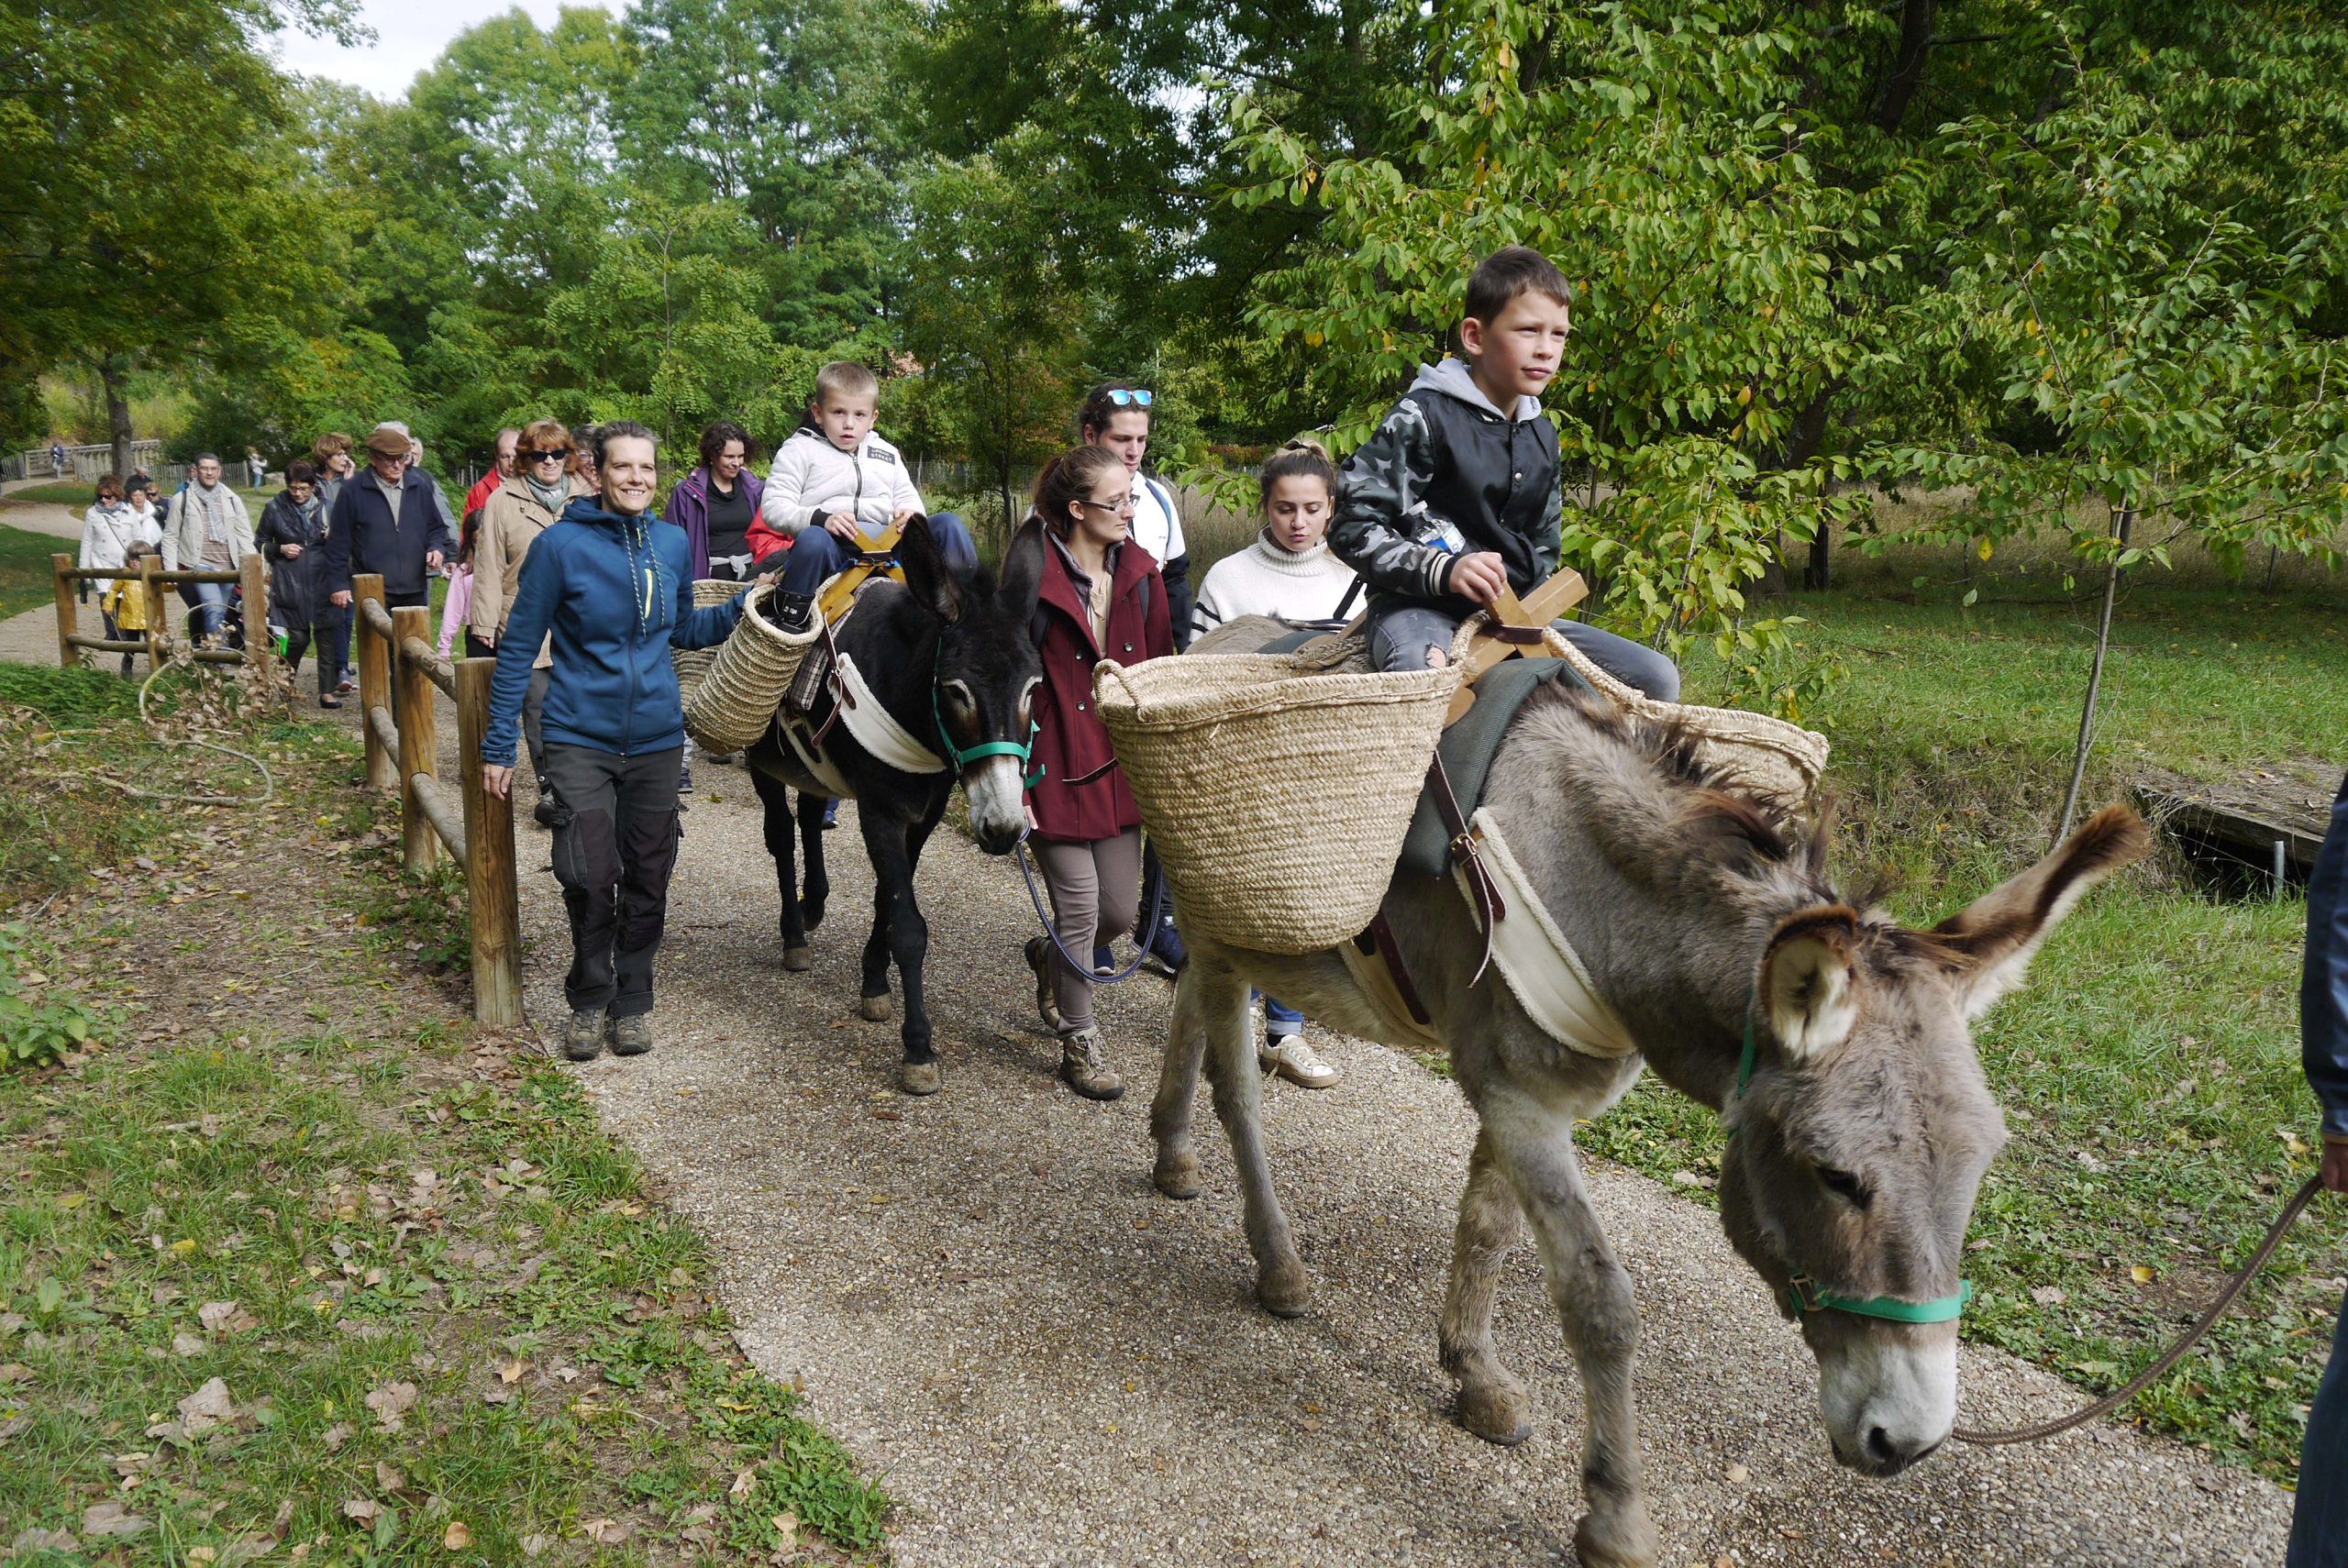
[1574, 1505, 1658, 1568]
[1455, 1380, 1534, 1447]
[899, 1060, 941, 1096]
[781, 945, 813, 973]
[858, 994, 892, 1022]
[1152, 1152, 1201, 1200]
[1257, 1259, 1312, 1320]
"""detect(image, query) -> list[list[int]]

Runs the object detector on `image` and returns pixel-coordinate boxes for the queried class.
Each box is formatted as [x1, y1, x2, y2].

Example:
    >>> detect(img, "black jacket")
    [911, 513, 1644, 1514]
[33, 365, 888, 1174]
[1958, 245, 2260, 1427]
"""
[323, 469, 455, 601]
[1331, 358, 1562, 619]
[257, 491, 333, 630]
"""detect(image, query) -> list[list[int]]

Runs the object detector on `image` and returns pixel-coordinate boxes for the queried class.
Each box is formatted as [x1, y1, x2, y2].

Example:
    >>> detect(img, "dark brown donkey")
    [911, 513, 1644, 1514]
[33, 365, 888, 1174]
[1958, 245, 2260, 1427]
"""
[1147, 682, 2147, 1568]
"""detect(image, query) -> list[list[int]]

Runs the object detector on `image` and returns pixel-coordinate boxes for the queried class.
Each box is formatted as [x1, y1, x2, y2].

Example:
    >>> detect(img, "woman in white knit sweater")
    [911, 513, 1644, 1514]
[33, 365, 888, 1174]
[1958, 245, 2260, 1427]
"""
[1189, 438, 1356, 1088]
[1191, 438, 1360, 641]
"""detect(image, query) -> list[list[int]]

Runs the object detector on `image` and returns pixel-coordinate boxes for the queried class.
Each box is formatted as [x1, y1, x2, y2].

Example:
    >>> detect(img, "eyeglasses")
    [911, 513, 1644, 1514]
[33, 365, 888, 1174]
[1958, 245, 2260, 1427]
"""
[1080, 495, 1135, 514]
[1102, 389, 1152, 408]
[525, 448, 572, 463]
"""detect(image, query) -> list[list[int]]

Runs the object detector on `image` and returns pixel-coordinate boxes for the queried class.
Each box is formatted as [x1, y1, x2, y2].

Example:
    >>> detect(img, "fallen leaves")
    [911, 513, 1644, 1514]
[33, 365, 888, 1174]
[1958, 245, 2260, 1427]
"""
[83, 1500, 152, 1539]
[198, 1299, 258, 1334]
[364, 1379, 419, 1431]
[579, 1518, 630, 1545]
[176, 1376, 237, 1434]
[320, 1421, 354, 1452]
[342, 1498, 380, 1526]
[442, 1521, 472, 1550]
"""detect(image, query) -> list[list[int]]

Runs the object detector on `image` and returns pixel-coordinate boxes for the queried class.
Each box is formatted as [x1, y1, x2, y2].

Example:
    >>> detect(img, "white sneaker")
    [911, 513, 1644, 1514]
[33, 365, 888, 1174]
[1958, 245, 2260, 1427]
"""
[1258, 1035, 1338, 1089]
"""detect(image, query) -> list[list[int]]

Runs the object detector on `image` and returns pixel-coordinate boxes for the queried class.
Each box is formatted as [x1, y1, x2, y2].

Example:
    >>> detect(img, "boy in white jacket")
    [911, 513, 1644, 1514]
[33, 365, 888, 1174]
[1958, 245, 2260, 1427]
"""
[751, 360, 976, 599]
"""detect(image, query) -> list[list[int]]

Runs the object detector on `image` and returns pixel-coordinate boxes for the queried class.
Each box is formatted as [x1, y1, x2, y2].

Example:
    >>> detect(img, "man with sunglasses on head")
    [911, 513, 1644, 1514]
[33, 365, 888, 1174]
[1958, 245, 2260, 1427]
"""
[1079, 383, 1191, 653]
[470, 418, 586, 827]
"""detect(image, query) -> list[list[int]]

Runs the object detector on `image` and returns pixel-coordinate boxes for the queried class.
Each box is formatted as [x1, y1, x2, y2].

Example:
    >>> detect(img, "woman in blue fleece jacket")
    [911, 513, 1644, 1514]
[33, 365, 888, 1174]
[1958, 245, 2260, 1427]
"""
[480, 421, 766, 1061]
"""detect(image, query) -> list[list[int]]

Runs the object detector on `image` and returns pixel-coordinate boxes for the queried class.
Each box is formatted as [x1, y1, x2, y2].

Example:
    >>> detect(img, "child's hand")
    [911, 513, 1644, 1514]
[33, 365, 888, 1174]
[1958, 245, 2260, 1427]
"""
[1447, 551, 1509, 606]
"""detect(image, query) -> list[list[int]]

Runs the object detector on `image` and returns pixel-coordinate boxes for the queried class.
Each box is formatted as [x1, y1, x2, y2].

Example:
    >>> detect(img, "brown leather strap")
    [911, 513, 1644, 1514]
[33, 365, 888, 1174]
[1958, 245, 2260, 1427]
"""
[1368, 912, 1434, 1027]
[807, 613, 849, 749]
[1425, 752, 1504, 984]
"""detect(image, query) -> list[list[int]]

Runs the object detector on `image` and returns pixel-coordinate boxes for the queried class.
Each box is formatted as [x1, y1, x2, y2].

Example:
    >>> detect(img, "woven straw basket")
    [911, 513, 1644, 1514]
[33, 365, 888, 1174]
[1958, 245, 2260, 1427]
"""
[672, 580, 742, 709]
[1535, 626, 1830, 802]
[682, 580, 821, 752]
[1095, 614, 1828, 957]
[1093, 637, 1462, 955]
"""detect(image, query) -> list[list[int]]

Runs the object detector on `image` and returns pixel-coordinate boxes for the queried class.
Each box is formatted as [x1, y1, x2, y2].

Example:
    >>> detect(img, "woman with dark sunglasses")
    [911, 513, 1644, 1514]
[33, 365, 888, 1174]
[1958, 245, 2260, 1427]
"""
[471, 416, 587, 825]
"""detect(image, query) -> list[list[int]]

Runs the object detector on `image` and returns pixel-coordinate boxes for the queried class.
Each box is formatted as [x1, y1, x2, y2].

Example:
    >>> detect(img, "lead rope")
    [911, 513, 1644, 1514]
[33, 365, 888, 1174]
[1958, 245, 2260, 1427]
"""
[1013, 829, 1168, 988]
[1952, 1174, 2323, 1445]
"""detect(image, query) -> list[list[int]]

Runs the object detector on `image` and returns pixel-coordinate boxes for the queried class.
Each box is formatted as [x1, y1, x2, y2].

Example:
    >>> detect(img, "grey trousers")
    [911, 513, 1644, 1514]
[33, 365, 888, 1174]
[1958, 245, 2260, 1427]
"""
[542, 744, 683, 1019]
[1368, 605, 1681, 702]
[1032, 829, 1143, 1035]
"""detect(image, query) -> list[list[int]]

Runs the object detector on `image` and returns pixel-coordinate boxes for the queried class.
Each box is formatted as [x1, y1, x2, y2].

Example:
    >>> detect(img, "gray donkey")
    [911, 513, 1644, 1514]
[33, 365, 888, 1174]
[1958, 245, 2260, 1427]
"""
[1147, 681, 2148, 1568]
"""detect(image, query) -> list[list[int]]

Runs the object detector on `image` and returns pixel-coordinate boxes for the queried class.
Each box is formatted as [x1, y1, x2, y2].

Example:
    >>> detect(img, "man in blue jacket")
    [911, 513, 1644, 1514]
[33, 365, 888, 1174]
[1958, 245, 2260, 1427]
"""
[479, 422, 760, 1062]
[2290, 773, 2348, 1568]
[324, 423, 455, 613]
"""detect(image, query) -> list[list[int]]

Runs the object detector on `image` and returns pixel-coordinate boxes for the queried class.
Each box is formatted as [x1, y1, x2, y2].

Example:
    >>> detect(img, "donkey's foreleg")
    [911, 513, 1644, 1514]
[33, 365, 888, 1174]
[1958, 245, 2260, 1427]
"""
[1149, 961, 1210, 1198]
[1486, 1097, 1657, 1568]
[1439, 1129, 1534, 1445]
[797, 789, 829, 932]
[750, 766, 812, 970]
[1198, 959, 1309, 1317]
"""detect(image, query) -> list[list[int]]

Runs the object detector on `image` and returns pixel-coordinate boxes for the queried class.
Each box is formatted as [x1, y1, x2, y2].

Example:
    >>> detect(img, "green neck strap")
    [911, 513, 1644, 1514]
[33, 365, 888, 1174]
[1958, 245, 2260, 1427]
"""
[1733, 999, 1974, 1327]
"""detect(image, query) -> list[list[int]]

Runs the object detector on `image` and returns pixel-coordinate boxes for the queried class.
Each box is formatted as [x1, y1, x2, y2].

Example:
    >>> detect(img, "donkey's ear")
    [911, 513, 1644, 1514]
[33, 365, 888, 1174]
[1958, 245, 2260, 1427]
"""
[896, 513, 962, 624]
[1759, 906, 1864, 1061]
[997, 518, 1046, 623]
[1926, 805, 2150, 1019]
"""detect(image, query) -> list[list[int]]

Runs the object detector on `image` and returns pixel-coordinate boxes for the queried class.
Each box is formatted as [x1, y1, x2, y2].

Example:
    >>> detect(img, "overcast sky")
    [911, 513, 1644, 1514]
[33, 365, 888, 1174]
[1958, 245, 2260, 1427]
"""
[275, 0, 586, 101]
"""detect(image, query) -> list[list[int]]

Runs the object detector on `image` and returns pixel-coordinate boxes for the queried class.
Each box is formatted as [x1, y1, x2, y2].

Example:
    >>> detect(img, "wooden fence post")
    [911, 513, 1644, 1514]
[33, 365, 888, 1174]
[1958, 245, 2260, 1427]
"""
[50, 555, 76, 668]
[356, 575, 395, 791]
[393, 604, 436, 875]
[456, 657, 523, 1026]
[138, 557, 165, 673]
[239, 553, 271, 687]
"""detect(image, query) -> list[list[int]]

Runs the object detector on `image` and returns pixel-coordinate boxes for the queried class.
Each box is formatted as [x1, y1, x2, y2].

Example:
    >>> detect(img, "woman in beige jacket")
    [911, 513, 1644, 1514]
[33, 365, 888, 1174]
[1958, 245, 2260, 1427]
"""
[468, 417, 581, 824]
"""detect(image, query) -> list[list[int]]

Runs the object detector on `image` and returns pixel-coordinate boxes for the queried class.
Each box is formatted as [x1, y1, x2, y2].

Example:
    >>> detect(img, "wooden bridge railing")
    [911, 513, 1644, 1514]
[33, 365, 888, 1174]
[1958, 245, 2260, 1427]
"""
[50, 553, 271, 676]
[352, 574, 523, 1028]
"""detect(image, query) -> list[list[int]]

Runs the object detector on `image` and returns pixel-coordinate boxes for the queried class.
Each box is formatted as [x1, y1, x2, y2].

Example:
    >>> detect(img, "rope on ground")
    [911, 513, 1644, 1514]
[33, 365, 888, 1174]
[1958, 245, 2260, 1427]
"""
[28, 637, 275, 808]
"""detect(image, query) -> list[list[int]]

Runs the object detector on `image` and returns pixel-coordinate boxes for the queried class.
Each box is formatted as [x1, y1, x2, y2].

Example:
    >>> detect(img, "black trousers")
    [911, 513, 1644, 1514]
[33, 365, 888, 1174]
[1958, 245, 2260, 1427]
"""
[542, 744, 683, 1019]
[282, 620, 339, 699]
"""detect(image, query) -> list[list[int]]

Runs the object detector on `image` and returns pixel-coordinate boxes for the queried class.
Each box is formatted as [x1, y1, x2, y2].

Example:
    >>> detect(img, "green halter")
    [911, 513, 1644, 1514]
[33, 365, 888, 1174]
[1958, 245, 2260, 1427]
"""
[1733, 1004, 1975, 1327]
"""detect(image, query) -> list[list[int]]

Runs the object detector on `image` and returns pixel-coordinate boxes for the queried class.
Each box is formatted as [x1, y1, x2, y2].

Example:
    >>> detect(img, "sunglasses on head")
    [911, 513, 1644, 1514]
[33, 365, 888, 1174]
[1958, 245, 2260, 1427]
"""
[525, 447, 572, 463]
[1103, 389, 1152, 407]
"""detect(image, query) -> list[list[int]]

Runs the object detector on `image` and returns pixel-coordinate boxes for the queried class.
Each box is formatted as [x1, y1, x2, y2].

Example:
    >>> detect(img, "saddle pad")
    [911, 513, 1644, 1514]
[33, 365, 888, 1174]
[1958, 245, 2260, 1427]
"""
[1458, 807, 1639, 1058]
[1396, 657, 1588, 880]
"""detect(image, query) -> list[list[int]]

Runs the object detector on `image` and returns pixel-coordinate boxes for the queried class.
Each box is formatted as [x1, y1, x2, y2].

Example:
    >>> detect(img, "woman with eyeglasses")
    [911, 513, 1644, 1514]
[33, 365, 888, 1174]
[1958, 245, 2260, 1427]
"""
[1015, 446, 1176, 1103]
[471, 417, 586, 826]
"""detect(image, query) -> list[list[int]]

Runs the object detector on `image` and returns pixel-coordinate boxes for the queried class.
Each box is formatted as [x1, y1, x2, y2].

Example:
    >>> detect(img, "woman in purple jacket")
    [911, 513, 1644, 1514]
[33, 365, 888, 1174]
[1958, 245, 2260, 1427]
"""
[665, 421, 765, 583]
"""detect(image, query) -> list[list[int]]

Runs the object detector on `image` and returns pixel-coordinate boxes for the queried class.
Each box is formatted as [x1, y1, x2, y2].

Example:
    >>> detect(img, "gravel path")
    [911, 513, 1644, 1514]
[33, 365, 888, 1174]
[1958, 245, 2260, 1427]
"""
[515, 771, 2294, 1568]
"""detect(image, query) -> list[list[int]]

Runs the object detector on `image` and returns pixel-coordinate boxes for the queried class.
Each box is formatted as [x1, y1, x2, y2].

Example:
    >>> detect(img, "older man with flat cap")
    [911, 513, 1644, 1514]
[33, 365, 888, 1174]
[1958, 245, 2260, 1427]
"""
[324, 423, 455, 618]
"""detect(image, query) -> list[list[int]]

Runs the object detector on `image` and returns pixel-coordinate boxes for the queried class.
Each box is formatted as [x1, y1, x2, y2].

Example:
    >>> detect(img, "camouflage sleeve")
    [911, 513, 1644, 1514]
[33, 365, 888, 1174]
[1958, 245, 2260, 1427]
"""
[1331, 398, 1456, 602]
[1534, 463, 1562, 581]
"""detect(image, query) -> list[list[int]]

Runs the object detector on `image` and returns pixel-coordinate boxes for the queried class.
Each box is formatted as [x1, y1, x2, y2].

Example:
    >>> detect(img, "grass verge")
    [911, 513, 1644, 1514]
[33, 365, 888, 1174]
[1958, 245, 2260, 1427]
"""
[0, 665, 890, 1562]
[0, 524, 72, 621]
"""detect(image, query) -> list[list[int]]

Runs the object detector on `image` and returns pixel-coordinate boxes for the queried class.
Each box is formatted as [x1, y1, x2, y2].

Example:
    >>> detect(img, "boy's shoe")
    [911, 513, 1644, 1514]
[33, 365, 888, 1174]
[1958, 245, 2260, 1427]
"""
[562, 1008, 606, 1061]
[1259, 1035, 1339, 1089]
[679, 764, 693, 794]
[1058, 1028, 1123, 1101]
[1024, 937, 1063, 1032]
[608, 1014, 655, 1057]
[337, 676, 355, 693]
[1138, 911, 1187, 975]
[822, 799, 839, 830]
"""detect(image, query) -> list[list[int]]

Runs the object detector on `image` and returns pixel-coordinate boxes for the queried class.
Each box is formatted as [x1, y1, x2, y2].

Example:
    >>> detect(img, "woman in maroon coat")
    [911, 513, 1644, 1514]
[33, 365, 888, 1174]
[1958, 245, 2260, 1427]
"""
[1019, 446, 1176, 1100]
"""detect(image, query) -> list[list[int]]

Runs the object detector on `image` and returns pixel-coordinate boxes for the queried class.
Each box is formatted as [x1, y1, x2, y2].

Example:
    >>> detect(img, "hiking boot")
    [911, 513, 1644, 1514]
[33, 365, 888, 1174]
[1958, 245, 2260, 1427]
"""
[562, 1008, 606, 1061]
[607, 1013, 654, 1057]
[1259, 1035, 1339, 1089]
[1024, 937, 1063, 1032]
[1058, 1028, 1123, 1101]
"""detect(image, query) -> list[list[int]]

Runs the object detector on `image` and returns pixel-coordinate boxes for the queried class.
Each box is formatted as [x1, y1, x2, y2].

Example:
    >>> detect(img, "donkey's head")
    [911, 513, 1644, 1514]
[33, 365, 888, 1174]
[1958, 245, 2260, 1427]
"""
[900, 513, 1044, 855]
[1716, 806, 2148, 1476]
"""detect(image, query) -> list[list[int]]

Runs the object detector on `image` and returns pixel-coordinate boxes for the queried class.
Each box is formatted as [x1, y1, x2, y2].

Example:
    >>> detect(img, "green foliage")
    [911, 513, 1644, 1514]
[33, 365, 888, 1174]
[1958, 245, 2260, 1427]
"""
[0, 925, 107, 1071]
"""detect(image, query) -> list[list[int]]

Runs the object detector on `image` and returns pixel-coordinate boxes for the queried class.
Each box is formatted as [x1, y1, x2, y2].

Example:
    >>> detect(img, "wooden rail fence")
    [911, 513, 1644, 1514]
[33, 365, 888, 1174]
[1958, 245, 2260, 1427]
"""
[352, 573, 524, 1028]
[47, 555, 525, 1028]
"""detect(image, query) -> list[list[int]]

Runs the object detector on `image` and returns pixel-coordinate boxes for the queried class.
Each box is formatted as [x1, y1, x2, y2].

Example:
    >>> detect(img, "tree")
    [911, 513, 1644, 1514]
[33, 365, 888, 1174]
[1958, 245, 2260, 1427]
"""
[0, 0, 355, 476]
